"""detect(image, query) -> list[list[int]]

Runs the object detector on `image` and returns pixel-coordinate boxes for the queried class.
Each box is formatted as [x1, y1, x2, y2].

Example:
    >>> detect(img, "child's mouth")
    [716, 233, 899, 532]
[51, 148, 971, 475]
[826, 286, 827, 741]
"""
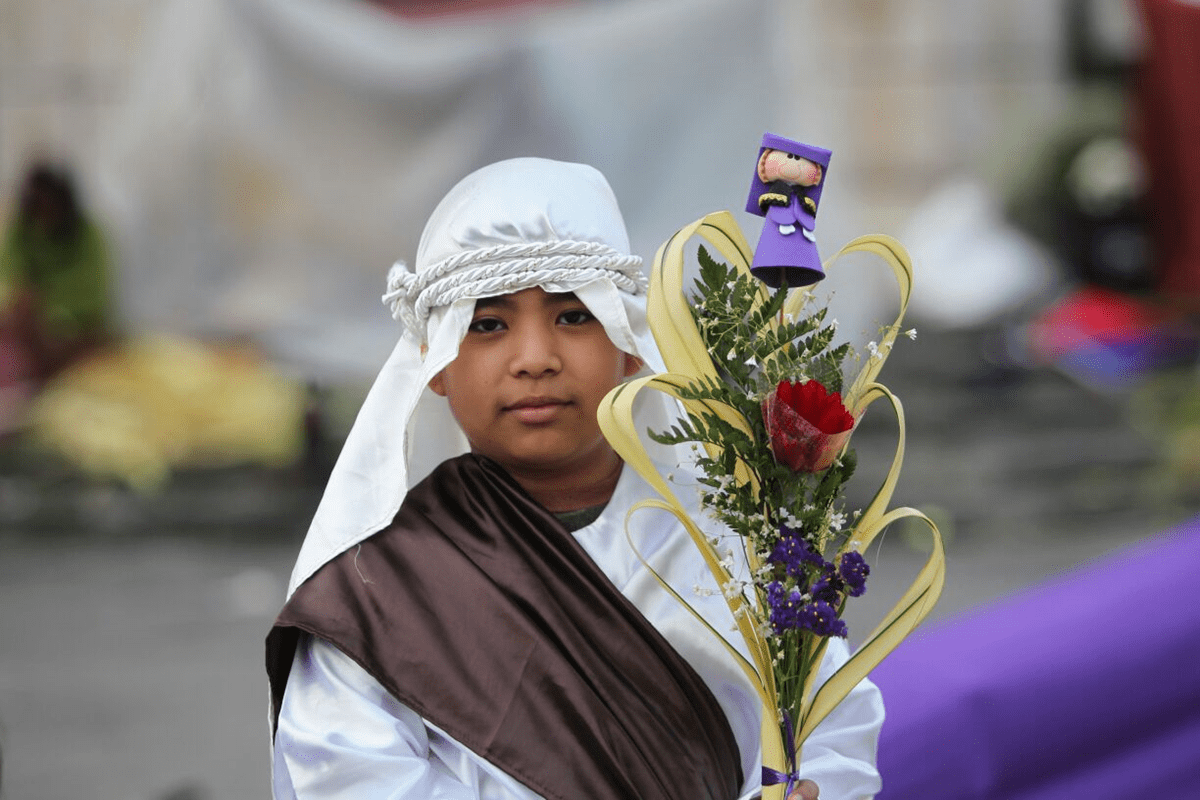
[506, 396, 569, 424]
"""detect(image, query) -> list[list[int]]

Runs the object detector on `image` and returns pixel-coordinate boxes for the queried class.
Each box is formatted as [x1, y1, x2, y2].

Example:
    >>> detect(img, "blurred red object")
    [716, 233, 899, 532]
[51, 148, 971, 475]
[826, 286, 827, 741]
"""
[1134, 0, 1200, 299]
[1027, 285, 1198, 389]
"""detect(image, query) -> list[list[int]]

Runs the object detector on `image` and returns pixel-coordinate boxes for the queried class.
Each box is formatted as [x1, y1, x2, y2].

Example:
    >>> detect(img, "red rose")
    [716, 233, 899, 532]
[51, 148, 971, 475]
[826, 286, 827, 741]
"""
[762, 380, 855, 472]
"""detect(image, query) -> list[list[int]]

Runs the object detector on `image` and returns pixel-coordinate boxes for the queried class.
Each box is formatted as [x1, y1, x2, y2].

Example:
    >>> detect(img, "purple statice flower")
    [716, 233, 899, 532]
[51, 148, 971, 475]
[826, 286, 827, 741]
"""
[766, 581, 849, 638]
[797, 599, 848, 638]
[766, 581, 805, 634]
[769, 526, 826, 579]
[838, 551, 870, 597]
[809, 575, 843, 607]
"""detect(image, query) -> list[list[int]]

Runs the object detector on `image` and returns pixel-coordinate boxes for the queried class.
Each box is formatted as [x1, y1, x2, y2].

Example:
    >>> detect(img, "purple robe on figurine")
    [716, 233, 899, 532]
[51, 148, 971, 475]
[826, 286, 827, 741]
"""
[745, 134, 832, 288]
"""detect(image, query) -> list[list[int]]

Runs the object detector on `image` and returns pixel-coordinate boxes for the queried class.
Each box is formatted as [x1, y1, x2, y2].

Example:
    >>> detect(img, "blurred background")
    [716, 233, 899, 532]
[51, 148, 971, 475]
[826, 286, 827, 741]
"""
[1, 0, 1198, 798]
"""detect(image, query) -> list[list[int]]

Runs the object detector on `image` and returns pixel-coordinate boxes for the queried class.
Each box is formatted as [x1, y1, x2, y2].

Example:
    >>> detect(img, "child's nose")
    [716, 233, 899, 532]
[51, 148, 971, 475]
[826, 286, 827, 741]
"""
[510, 325, 562, 377]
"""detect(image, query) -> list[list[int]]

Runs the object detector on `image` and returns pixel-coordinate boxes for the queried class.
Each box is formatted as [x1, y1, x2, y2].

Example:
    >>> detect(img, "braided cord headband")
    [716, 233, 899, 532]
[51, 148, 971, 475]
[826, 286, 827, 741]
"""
[382, 240, 647, 339]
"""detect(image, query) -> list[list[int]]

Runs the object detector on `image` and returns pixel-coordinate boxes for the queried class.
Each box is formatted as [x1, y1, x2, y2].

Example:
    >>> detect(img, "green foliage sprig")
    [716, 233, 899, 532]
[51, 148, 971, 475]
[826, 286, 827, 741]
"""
[648, 246, 857, 559]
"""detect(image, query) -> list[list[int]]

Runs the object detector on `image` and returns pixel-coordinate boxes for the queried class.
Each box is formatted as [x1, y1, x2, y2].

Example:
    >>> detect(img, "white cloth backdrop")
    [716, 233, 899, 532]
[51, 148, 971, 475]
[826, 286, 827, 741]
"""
[93, 0, 878, 380]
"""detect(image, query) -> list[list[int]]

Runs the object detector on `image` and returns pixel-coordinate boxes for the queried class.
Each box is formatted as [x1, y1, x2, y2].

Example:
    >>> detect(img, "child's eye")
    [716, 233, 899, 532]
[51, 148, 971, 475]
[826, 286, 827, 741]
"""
[468, 317, 506, 334]
[558, 308, 594, 326]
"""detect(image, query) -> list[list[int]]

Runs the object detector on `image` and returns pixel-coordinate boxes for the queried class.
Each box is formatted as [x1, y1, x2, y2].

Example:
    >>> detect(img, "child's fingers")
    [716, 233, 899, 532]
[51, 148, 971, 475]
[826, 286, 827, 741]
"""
[787, 779, 820, 800]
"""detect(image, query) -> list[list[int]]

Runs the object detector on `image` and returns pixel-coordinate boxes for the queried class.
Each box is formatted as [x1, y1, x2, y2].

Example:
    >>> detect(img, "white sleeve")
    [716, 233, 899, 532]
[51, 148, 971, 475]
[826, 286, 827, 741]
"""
[795, 637, 885, 800]
[273, 635, 527, 800]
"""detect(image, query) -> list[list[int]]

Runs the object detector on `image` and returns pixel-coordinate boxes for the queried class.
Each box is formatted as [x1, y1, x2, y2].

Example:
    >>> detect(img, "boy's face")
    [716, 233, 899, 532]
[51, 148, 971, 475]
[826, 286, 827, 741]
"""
[428, 287, 641, 481]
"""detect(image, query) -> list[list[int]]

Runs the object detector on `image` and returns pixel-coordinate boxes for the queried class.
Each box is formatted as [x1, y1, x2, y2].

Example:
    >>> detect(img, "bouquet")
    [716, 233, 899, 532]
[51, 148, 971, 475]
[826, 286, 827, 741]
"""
[599, 211, 946, 800]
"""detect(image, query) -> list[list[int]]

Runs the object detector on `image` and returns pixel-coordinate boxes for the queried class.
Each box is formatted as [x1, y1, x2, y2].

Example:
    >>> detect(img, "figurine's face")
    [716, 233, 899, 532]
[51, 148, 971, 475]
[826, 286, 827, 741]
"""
[759, 149, 823, 187]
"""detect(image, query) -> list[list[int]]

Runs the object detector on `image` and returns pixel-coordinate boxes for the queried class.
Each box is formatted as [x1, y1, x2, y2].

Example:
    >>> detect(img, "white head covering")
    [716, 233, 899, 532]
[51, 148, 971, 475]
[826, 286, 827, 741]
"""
[287, 157, 669, 597]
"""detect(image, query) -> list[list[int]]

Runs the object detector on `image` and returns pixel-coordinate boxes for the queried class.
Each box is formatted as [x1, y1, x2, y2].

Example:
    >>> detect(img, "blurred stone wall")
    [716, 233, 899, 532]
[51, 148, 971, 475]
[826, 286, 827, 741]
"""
[0, 0, 159, 206]
[802, 2, 1071, 232]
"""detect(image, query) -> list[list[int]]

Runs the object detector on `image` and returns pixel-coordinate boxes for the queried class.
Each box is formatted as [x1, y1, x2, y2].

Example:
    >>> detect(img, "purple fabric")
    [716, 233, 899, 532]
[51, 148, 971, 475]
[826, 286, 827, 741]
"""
[872, 515, 1200, 800]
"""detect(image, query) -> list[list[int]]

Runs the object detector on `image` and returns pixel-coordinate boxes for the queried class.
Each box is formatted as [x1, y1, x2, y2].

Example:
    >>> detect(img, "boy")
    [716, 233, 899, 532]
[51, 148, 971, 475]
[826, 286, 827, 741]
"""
[266, 158, 884, 799]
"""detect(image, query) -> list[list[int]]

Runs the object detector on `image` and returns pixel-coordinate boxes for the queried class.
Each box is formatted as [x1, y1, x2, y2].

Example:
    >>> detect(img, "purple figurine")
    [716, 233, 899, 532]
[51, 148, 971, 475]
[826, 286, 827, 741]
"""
[745, 133, 832, 288]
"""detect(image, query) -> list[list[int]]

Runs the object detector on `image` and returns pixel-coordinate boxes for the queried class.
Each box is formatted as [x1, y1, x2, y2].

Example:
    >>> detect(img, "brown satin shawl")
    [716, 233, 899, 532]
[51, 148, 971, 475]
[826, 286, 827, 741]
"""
[266, 454, 743, 800]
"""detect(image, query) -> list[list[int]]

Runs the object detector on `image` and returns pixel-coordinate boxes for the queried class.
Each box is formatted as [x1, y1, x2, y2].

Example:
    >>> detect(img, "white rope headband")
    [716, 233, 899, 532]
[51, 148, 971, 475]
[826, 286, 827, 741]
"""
[382, 239, 647, 340]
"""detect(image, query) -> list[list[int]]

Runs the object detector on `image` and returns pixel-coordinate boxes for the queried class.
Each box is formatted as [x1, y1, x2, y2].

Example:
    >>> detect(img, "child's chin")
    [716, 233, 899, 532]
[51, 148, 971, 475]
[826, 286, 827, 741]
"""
[492, 438, 610, 473]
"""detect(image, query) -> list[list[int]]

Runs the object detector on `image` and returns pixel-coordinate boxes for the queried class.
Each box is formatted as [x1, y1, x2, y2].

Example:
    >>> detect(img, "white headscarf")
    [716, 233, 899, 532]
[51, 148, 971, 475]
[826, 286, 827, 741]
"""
[286, 157, 671, 597]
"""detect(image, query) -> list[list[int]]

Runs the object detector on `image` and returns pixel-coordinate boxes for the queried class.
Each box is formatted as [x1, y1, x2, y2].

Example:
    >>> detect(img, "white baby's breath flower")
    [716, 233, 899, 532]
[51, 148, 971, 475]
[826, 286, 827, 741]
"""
[905, 328, 918, 340]
[718, 549, 736, 571]
[829, 511, 847, 531]
[721, 579, 745, 600]
[866, 340, 893, 361]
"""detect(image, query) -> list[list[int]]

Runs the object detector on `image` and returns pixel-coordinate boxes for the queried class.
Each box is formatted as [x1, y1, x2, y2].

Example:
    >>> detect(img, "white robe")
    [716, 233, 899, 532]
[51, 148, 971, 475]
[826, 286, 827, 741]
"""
[273, 463, 885, 800]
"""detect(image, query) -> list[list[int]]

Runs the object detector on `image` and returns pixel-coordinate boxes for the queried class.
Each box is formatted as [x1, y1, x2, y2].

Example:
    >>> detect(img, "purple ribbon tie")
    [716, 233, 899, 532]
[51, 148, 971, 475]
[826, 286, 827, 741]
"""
[761, 711, 799, 795]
